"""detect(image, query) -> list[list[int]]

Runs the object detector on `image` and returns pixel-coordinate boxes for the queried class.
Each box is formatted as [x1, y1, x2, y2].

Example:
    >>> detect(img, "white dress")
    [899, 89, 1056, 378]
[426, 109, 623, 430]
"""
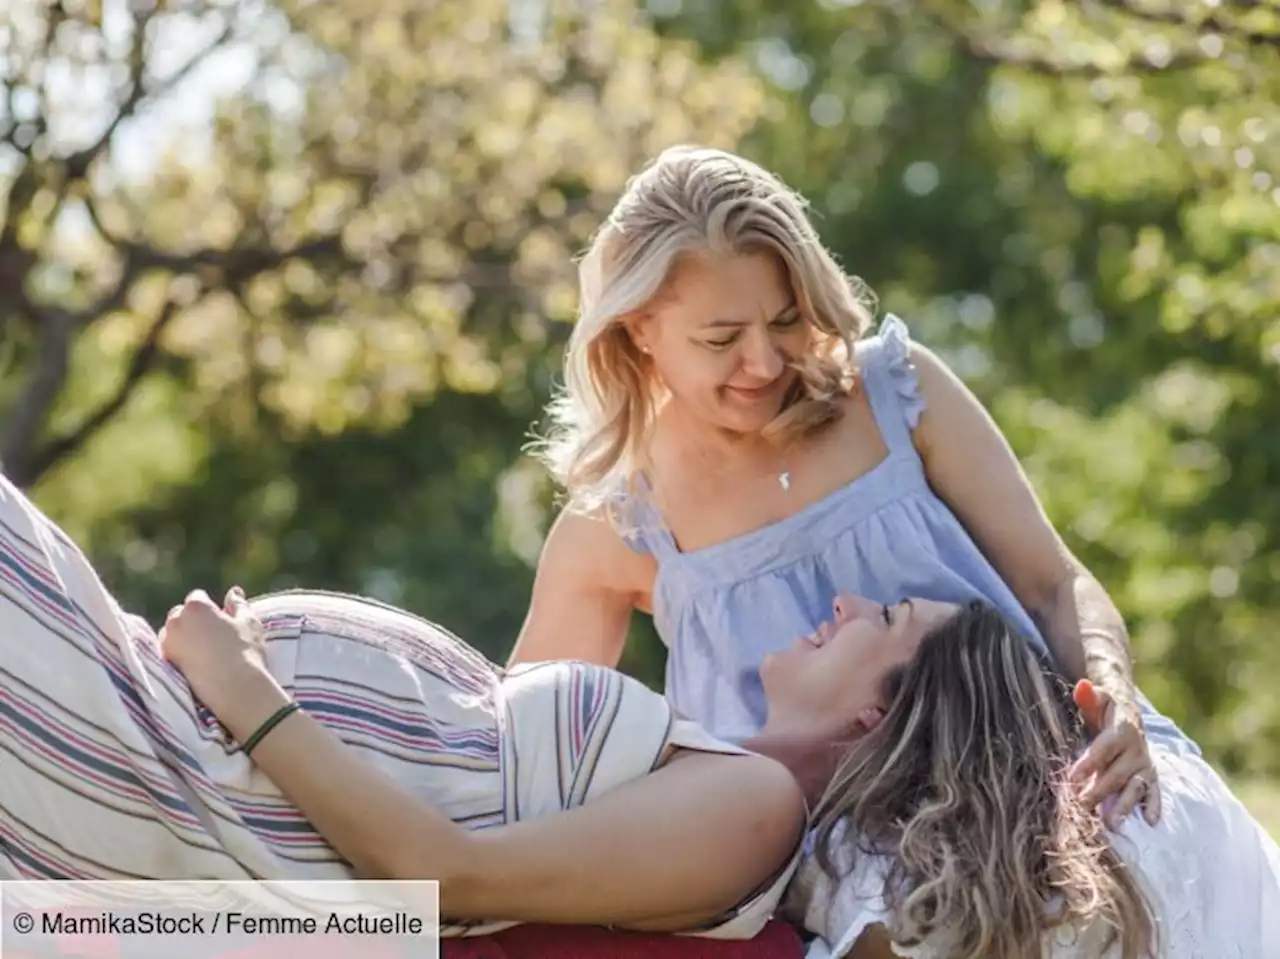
[795, 729, 1280, 958]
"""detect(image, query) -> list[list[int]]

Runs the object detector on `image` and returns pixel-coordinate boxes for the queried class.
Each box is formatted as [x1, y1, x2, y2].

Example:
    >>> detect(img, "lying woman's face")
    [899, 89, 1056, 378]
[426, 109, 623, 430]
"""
[760, 593, 957, 739]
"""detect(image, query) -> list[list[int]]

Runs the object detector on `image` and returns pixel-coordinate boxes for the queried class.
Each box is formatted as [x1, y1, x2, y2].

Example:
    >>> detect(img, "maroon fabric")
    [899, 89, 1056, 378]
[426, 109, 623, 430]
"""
[440, 920, 806, 959]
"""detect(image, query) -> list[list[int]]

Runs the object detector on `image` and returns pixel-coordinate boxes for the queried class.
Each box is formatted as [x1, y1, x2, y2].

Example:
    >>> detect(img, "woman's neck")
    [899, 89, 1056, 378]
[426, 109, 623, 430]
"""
[742, 726, 853, 809]
[662, 401, 780, 466]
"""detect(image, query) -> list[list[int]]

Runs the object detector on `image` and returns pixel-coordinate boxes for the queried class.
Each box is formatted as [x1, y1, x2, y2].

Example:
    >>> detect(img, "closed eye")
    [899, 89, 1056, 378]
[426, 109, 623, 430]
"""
[706, 332, 740, 349]
[883, 599, 911, 627]
[700, 306, 800, 350]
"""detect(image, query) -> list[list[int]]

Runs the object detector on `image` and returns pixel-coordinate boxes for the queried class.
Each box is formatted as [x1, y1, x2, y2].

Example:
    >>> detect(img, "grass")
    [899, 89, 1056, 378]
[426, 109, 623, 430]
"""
[1235, 778, 1280, 841]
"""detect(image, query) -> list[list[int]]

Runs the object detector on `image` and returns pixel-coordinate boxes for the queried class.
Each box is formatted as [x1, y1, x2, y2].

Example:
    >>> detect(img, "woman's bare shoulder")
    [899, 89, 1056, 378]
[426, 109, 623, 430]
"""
[540, 502, 656, 601]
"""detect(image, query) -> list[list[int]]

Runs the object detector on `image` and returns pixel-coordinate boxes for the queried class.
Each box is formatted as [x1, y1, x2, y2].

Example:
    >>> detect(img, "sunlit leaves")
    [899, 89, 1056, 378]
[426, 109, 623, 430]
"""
[974, 0, 1279, 343]
[3, 0, 765, 496]
[113, 0, 766, 437]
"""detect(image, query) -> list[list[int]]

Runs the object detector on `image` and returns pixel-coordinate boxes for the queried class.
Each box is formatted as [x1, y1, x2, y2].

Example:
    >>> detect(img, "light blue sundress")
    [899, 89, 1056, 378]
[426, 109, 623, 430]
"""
[618, 315, 1188, 753]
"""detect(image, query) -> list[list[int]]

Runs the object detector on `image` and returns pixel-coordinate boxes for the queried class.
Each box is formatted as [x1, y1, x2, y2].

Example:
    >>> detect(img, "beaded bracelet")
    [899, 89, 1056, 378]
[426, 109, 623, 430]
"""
[242, 702, 301, 756]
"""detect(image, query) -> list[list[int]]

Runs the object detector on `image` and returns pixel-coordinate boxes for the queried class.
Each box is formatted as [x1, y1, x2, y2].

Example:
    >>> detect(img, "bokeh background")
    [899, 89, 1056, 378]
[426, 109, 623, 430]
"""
[2, 0, 1277, 833]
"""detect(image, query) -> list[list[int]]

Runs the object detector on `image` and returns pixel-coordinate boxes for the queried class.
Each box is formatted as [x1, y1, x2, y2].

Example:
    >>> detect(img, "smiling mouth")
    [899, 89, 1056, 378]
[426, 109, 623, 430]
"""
[727, 380, 783, 401]
[802, 622, 832, 648]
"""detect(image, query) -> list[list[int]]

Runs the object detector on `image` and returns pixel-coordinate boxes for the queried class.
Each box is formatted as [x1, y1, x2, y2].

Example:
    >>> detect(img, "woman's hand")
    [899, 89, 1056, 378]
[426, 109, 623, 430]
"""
[1070, 680, 1162, 829]
[160, 587, 282, 730]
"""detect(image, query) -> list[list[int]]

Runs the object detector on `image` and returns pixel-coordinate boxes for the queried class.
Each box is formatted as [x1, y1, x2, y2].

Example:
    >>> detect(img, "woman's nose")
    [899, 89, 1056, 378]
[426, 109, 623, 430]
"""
[742, 330, 785, 380]
[833, 595, 854, 624]
[833, 593, 875, 624]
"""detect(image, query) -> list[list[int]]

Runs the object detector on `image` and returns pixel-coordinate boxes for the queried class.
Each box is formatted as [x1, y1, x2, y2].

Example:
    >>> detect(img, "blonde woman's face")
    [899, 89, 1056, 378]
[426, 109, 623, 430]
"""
[631, 250, 813, 435]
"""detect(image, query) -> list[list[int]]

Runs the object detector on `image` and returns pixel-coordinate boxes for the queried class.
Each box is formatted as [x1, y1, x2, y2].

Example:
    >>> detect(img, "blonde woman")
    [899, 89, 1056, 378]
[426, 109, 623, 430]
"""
[513, 144, 1166, 828]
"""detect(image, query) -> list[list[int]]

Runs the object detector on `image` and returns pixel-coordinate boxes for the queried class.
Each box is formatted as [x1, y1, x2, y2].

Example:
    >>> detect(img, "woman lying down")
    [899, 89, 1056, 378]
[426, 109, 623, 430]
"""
[2, 472, 1278, 958]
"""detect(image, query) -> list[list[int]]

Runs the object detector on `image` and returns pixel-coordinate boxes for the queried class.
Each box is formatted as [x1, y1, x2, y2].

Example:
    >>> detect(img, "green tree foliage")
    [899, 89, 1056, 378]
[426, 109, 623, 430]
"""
[0, 0, 761, 671]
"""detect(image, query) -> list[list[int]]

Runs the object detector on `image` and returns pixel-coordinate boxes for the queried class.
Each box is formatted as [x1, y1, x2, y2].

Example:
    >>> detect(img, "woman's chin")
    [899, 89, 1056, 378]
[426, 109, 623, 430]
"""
[758, 653, 785, 698]
[758, 649, 806, 710]
[701, 396, 783, 434]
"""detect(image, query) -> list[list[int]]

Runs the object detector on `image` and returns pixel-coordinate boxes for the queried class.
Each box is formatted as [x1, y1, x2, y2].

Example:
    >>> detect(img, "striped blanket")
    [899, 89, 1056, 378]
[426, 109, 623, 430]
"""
[0, 473, 797, 939]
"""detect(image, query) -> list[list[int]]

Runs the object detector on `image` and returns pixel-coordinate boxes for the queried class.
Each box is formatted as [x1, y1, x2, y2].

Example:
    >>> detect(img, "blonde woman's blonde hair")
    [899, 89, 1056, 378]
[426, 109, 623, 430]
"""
[801, 601, 1156, 959]
[533, 145, 877, 513]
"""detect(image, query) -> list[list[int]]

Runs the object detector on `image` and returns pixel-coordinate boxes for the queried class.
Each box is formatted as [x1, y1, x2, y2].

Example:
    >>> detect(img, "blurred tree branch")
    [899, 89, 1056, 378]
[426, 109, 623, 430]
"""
[24, 298, 186, 479]
[62, 12, 236, 181]
[963, 37, 1202, 74]
[0, 0, 238, 481]
[935, 0, 1278, 76]
[1094, 0, 1279, 50]
[1, 0, 763, 485]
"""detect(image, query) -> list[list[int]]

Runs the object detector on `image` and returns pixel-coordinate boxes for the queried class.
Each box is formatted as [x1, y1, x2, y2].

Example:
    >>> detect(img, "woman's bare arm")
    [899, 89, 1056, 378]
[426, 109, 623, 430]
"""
[219, 669, 805, 932]
[505, 507, 652, 669]
[908, 342, 1159, 824]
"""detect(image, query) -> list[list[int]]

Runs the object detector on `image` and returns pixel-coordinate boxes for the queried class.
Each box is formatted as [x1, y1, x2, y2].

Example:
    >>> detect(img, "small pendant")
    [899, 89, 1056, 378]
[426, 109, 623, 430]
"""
[779, 471, 791, 492]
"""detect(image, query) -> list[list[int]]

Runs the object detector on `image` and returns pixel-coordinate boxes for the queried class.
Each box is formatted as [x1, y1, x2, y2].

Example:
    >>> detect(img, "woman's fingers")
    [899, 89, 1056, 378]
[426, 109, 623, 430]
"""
[1077, 741, 1162, 830]
[1070, 725, 1122, 783]
[1069, 680, 1163, 826]
[223, 585, 247, 615]
[166, 590, 219, 628]
[1141, 772, 1163, 826]
[160, 588, 235, 656]
[223, 585, 267, 650]
[1072, 679, 1106, 728]
[1105, 769, 1150, 829]
[1078, 741, 1140, 806]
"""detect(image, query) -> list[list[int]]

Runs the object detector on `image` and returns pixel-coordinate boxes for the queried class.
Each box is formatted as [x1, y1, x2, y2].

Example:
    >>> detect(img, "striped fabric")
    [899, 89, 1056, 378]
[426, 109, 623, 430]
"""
[0, 473, 797, 939]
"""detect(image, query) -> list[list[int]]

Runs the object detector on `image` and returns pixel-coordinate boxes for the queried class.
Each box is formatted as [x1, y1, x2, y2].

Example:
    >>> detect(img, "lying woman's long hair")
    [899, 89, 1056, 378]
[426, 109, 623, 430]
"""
[807, 600, 1156, 959]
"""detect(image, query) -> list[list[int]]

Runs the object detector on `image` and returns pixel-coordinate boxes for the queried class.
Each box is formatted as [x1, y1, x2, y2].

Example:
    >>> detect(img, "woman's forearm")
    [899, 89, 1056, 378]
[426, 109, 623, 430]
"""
[1034, 568, 1138, 710]
[223, 675, 805, 931]
[460, 750, 806, 931]
[223, 678, 472, 892]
